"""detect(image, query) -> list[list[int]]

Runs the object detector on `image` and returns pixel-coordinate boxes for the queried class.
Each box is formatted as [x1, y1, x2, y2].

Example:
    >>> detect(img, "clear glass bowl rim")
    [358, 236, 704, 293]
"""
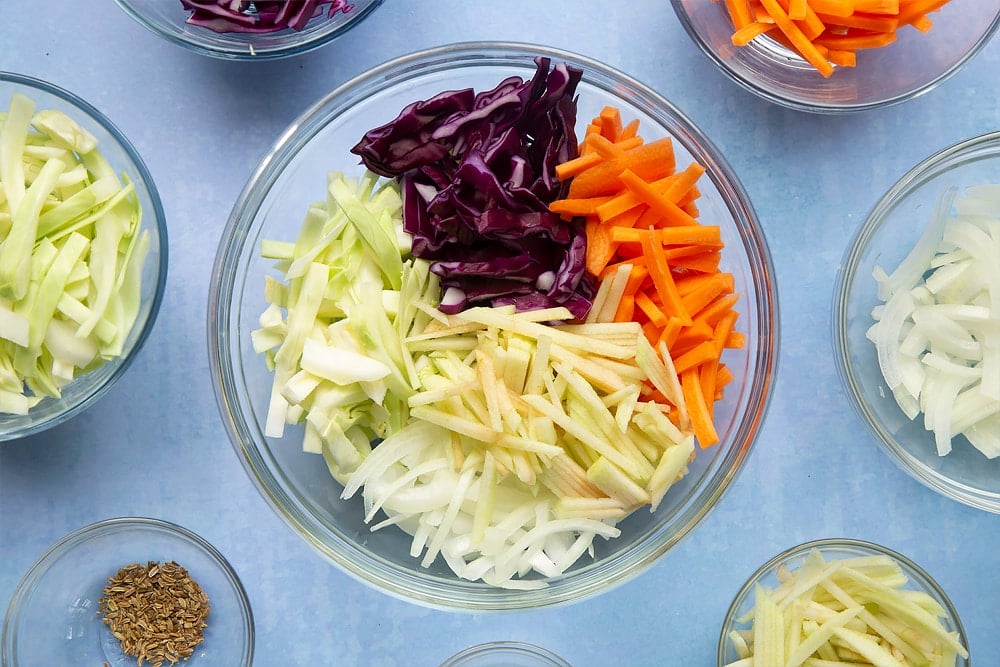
[209, 40, 779, 611]
[1, 516, 255, 665]
[716, 537, 969, 665]
[439, 641, 572, 666]
[832, 130, 1000, 513]
[0, 71, 169, 442]
[669, 0, 1000, 114]
[112, 0, 386, 61]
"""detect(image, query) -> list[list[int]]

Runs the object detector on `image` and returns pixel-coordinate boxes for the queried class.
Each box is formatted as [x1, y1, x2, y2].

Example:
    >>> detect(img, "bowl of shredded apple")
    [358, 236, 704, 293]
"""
[209, 41, 778, 610]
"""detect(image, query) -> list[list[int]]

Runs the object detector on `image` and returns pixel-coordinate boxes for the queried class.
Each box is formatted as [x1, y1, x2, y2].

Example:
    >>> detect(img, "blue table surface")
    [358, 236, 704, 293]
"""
[3, 2, 999, 665]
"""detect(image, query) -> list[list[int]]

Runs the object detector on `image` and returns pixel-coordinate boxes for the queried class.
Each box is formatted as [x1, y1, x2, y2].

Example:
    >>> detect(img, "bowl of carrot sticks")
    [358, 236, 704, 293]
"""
[834, 131, 1000, 512]
[671, 0, 1000, 112]
[209, 42, 779, 610]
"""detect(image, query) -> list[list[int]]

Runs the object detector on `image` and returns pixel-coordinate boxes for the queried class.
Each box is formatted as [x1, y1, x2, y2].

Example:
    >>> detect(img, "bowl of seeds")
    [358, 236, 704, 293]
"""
[1, 517, 254, 666]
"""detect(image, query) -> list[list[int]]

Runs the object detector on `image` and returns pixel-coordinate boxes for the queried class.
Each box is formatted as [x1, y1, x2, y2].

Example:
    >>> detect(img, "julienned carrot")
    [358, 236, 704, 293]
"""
[550, 107, 743, 449]
[715, 0, 954, 76]
[567, 137, 676, 199]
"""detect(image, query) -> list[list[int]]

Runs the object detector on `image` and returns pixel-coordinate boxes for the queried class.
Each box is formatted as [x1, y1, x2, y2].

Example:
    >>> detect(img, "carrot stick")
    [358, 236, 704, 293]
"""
[681, 368, 719, 448]
[609, 225, 721, 247]
[568, 137, 676, 198]
[619, 169, 699, 227]
[758, 0, 835, 77]
[641, 228, 692, 326]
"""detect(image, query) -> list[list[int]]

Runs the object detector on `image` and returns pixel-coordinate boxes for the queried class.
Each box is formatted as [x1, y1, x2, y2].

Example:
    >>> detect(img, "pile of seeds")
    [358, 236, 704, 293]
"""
[98, 561, 210, 667]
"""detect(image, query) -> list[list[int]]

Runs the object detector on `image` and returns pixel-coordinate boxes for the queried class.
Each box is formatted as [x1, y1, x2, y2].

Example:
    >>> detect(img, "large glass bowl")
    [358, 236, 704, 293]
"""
[113, 0, 384, 61]
[209, 41, 778, 610]
[1, 517, 254, 666]
[717, 538, 969, 666]
[834, 132, 1000, 512]
[0, 72, 167, 442]
[671, 0, 1000, 113]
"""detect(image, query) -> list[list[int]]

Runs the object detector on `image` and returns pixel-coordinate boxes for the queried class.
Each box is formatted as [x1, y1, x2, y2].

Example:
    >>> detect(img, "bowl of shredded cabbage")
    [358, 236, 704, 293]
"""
[113, 0, 384, 60]
[0, 72, 167, 442]
[718, 538, 969, 666]
[834, 131, 1000, 512]
[670, 0, 1000, 113]
[209, 41, 778, 610]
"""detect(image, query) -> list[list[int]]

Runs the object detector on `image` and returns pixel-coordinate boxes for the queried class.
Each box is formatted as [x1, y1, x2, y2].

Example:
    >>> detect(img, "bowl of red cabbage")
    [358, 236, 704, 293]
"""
[0, 72, 167, 442]
[209, 42, 778, 610]
[834, 131, 1000, 513]
[113, 0, 384, 60]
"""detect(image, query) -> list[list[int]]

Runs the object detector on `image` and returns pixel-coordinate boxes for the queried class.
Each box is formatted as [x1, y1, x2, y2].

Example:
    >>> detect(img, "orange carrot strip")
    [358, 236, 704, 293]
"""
[699, 357, 720, 420]
[657, 316, 685, 351]
[609, 225, 721, 247]
[827, 49, 858, 68]
[897, 0, 948, 23]
[692, 293, 742, 327]
[909, 14, 933, 31]
[618, 118, 641, 141]
[724, 0, 754, 27]
[680, 272, 736, 315]
[585, 218, 618, 277]
[548, 195, 614, 218]
[854, 0, 898, 13]
[732, 21, 775, 46]
[788, 0, 807, 20]
[635, 291, 668, 328]
[814, 31, 896, 50]
[671, 251, 722, 273]
[711, 309, 740, 354]
[810, 0, 856, 16]
[673, 340, 719, 376]
[815, 11, 898, 30]
[619, 169, 700, 227]
[613, 294, 635, 323]
[671, 320, 714, 356]
[568, 137, 676, 198]
[599, 106, 623, 140]
[758, 0, 835, 77]
[641, 228, 692, 326]
[726, 331, 747, 349]
[555, 152, 603, 180]
[681, 368, 719, 448]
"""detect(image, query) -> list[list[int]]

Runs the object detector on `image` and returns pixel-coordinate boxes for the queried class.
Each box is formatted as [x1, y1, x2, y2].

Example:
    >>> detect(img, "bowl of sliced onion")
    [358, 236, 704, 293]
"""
[209, 41, 778, 610]
[113, 0, 384, 60]
[834, 131, 1000, 512]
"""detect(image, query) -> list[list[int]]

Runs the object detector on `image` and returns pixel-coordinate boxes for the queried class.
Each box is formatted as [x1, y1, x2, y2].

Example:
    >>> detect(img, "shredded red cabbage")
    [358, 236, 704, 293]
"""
[351, 57, 595, 319]
[180, 1, 353, 33]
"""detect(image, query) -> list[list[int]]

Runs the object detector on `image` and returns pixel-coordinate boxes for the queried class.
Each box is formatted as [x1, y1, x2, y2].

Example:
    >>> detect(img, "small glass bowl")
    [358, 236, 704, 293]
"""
[113, 0, 384, 60]
[209, 41, 778, 610]
[834, 131, 1000, 512]
[717, 538, 969, 666]
[670, 0, 1000, 113]
[1, 517, 254, 666]
[440, 642, 572, 667]
[0, 72, 167, 442]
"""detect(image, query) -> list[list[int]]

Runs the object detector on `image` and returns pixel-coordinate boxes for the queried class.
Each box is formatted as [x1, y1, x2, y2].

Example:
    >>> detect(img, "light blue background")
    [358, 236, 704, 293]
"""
[2, 2, 999, 665]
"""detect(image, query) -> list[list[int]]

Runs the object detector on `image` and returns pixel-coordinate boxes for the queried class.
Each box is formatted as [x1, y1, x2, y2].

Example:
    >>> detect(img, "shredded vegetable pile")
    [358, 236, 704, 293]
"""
[719, 0, 954, 77]
[0, 93, 150, 415]
[723, 548, 968, 667]
[180, 0, 353, 33]
[868, 185, 1000, 458]
[254, 61, 745, 587]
